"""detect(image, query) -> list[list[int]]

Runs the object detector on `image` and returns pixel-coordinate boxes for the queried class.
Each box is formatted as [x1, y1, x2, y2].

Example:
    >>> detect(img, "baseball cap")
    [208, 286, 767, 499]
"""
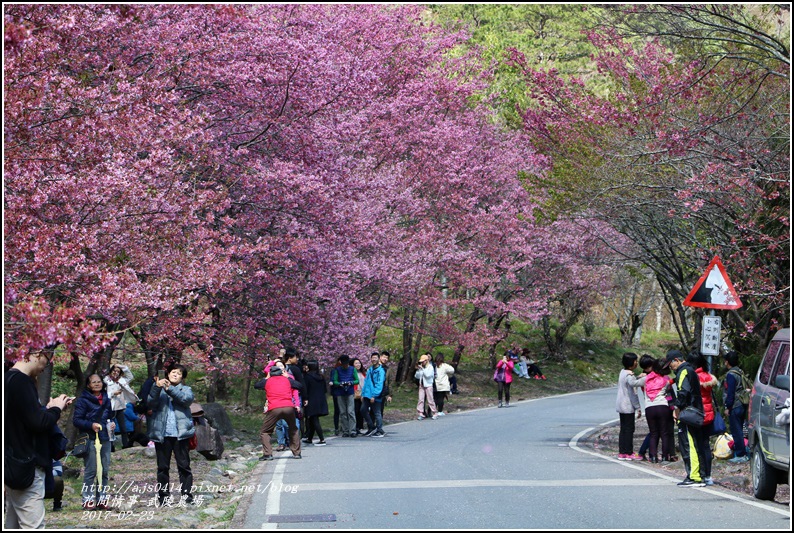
[663, 350, 685, 368]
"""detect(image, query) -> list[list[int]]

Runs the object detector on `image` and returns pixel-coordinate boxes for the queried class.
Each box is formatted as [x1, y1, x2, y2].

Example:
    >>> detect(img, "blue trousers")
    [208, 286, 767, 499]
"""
[276, 418, 300, 446]
[728, 404, 747, 457]
[361, 398, 383, 432]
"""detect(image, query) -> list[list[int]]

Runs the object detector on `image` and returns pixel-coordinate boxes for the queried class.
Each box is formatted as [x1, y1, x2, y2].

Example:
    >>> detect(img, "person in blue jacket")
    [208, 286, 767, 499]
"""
[72, 374, 115, 509]
[121, 402, 151, 448]
[361, 353, 386, 437]
[722, 351, 749, 462]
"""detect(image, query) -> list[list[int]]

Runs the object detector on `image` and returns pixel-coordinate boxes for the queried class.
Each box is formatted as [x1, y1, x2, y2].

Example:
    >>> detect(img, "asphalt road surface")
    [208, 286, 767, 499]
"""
[241, 387, 791, 529]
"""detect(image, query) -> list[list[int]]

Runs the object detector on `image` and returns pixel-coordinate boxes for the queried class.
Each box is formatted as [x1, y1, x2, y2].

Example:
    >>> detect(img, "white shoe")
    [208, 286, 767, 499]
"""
[431, 415, 438, 420]
[418, 415, 426, 420]
[437, 412, 445, 416]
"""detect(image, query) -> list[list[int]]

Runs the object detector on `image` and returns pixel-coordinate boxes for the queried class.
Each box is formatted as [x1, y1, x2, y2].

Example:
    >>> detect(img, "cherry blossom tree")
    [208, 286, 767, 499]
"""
[5, 5, 234, 380]
[512, 4, 789, 354]
[5, 5, 564, 385]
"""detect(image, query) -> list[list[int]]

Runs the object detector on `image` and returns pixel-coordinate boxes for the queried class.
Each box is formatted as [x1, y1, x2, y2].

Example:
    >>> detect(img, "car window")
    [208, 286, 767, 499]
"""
[772, 343, 790, 381]
[759, 340, 782, 385]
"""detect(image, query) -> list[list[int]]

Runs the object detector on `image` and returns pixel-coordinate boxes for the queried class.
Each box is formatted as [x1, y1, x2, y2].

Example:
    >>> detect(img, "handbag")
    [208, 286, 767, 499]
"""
[49, 424, 68, 461]
[710, 410, 727, 436]
[713, 432, 734, 459]
[71, 432, 90, 458]
[679, 406, 705, 427]
[493, 366, 506, 383]
[4, 448, 36, 490]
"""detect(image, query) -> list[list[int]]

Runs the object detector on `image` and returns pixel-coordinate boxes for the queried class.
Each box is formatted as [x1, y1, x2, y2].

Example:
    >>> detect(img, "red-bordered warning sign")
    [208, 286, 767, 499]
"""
[683, 256, 743, 309]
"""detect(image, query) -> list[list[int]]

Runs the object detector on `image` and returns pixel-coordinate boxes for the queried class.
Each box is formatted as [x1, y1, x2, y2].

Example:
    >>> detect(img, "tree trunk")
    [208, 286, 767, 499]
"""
[397, 307, 415, 383]
[411, 308, 428, 363]
[451, 306, 486, 369]
[487, 313, 508, 369]
[131, 327, 163, 379]
[242, 351, 255, 408]
[36, 351, 55, 405]
[542, 303, 583, 359]
[541, 316, 556, 355]
[656, 274, 694, 349]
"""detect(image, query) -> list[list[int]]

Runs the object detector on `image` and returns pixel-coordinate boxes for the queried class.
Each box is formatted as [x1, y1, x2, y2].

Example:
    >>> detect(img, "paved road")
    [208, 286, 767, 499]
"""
[240, 387, 791, 529]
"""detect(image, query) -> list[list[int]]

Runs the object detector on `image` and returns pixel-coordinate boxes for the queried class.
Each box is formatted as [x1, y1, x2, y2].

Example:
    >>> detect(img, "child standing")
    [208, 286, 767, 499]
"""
[616, 353, 646, 460]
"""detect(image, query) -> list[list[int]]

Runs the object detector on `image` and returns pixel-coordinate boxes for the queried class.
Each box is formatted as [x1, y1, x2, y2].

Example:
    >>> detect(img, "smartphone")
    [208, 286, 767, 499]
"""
[157, 370, 165, 380]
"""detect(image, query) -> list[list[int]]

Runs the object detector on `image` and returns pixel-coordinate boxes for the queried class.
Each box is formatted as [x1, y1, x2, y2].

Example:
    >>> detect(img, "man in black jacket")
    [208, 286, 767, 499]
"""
[284, 347, 306, 437]
[5, 352, 72, 528]
[665, 350, 707, 487]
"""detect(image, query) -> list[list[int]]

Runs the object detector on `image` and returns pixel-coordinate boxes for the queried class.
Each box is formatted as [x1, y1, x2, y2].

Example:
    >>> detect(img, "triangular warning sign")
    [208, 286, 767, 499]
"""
[683, 256, 743, 310]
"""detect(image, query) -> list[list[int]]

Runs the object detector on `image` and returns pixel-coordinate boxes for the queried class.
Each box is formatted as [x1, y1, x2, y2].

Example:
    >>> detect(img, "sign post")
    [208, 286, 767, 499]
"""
[683, 256, 742, 371]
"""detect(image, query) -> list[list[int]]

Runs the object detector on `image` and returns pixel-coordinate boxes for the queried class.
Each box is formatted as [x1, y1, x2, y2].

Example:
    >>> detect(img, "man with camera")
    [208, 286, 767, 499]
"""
[331, 355, 359, 438]
[5, 352, 73, 528]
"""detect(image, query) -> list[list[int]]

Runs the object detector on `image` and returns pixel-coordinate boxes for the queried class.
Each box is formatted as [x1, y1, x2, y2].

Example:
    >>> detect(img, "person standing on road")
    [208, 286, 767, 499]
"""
[666, 350, 707, 487]
[302, 361, 329, 446]
[331, 355, 359, 438]
[415, 354, 438, 420]
[284, 348, 307, 439]
[352, 358, 367, 434]
[640, 356, 675, 463]
[692, 352, 718, 485]
[495, 352, 515, 408]
[5, 352, 72, 529]
[361, 352, 386, 437]
[722, 351, 750, 463]
[259, 366, 304, 460]
[270, 361, 301, 452]
[379, 351, 396, 420]
[328, 357, 342, 436]
[616, 353, 645, 460]
[433, 354, 455, 416]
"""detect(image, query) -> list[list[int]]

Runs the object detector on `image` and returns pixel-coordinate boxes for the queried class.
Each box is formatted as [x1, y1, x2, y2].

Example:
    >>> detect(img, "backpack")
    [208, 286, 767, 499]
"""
[728, 368, 751, 406]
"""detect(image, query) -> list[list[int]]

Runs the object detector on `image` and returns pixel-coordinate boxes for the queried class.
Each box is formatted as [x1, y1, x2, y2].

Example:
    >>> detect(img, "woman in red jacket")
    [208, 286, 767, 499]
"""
[692, 353, 718, 486]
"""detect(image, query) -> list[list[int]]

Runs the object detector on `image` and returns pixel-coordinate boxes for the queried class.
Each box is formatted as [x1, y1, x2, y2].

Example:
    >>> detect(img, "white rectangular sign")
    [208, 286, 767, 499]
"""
[701, 316, 721, 356]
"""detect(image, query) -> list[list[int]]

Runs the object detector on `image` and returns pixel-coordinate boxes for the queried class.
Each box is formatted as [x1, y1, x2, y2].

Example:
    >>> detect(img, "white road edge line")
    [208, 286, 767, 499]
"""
[569, 424, 791, 518]
[260, 454, 289, 529]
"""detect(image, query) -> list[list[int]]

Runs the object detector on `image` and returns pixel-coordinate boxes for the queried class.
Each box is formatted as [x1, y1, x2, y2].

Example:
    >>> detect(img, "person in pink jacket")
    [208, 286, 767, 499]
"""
[639, 355, 675, 463]
[495, 352, 515, 408]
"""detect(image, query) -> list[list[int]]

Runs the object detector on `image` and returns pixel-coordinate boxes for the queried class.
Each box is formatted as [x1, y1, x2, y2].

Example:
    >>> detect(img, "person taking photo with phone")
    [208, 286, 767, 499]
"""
[147, 365, 196, 506]
[5, 352, 72, 528]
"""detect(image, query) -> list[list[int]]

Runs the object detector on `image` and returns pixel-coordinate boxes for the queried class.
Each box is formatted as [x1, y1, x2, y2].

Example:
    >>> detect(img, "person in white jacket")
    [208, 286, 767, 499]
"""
[433, 354, 455, 416]
[415, 354, 438, 420]
[615, 353, 646, 460]
[104, 364, 139, 448]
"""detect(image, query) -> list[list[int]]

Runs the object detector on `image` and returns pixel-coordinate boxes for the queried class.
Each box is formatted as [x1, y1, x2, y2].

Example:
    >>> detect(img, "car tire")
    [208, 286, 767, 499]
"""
[751, 443, 778, 500]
